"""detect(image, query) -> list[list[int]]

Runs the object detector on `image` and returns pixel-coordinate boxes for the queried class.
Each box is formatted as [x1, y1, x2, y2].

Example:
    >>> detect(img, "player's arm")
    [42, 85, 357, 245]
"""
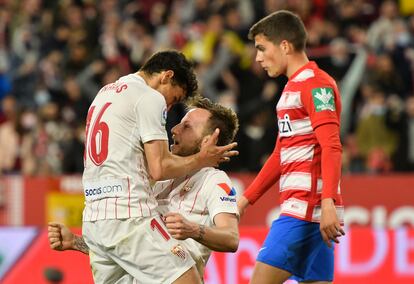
[144, 129, 238, 181]
[238, 138, 282, 216]
[164, 212, 239, 252]
[314, 123, 345, 247]
[48, 222, 89, 255]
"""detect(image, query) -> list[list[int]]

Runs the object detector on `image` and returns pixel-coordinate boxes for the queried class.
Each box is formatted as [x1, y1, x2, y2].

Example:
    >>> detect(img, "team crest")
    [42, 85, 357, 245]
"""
[161, 107, 168, 126]
[171, 244, 187, 260]
[180, 184, 192, 196]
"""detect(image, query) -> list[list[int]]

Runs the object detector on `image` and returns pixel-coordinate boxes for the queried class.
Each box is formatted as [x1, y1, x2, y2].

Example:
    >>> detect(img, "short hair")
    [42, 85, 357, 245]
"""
[186, 96, 239, 146]
[140, 50, 198, 98]
[248, 10, 307, 52]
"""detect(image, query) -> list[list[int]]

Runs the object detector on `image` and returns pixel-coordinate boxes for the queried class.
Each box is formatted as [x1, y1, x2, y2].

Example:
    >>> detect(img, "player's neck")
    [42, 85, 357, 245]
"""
[286, 52, 309, 78]
[136, 71, 159, 89]
[136, 71, 149, 84]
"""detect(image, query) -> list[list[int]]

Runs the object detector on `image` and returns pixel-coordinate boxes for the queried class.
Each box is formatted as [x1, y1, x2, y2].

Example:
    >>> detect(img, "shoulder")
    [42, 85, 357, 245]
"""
[291, 63, 336, 88]
[193, 168, 232, 194]
[201, 167, 231, 182]
[202, 168, 235, 195]
[121, 74, 165, 101]
[294, 71, 338, 103]
[314, 67, 337, 87]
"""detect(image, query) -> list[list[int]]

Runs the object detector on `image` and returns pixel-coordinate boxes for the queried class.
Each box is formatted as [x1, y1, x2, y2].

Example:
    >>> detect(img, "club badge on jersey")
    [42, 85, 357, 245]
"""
[171, 244, 187, 260]
[180, 184, 193, 197]
[161, 106, 168, 126]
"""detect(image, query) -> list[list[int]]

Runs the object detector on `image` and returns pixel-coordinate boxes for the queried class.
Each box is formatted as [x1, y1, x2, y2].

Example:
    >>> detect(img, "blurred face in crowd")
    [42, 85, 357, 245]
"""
[254, 34, 287, 78]
[2, 96, 16, 119]
[171, 108, 211, 157]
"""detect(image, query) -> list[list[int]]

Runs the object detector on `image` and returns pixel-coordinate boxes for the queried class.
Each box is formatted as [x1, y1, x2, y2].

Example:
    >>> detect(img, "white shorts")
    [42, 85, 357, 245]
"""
[83, 216, 196, 284]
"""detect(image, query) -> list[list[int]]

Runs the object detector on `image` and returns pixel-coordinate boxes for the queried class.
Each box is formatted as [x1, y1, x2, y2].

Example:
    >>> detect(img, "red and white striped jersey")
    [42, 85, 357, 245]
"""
[155, 167, 239, 275]
[82, 74, 168, 221]
[276, 61, 344, 222]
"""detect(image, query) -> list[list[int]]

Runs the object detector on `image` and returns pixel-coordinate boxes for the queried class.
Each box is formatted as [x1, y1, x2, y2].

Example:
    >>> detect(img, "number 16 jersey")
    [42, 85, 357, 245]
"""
[82, 74, 169, 222]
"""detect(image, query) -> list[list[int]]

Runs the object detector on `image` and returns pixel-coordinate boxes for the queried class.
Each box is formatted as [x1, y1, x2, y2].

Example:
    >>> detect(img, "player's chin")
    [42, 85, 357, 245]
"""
[170, 145, 179, 155]
[268, 70, 279, 78]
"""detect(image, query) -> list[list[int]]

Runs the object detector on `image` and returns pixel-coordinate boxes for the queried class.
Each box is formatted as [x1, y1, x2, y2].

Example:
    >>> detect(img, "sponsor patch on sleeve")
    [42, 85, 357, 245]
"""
[218, 183, 237, 202]
[311, 87, 335, 112]
[218, 183, 236, 196]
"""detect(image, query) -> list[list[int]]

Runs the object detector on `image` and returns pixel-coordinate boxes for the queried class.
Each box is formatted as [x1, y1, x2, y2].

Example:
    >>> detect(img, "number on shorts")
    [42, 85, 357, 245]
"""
[150, 218, 170, 241]
[85, 102, 112, 166]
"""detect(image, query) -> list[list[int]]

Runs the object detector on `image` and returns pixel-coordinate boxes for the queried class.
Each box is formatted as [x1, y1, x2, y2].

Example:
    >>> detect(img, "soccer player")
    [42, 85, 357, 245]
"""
[237, 11, 345, 284]
[80, 50, 237, 284]
[49, 97, 240, 281]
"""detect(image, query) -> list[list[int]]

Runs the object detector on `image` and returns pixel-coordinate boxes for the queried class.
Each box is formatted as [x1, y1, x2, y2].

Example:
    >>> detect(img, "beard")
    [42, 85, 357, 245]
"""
[172, 139, 202, 157]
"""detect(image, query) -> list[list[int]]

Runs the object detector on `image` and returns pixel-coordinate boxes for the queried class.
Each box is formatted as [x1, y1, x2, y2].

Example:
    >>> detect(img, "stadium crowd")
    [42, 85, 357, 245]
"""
[0, 0, 413, 175]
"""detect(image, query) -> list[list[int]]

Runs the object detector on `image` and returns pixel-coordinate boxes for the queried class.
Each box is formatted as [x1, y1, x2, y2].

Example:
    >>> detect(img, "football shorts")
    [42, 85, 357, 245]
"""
[83, 215, 196, 284]
[257, 215, 334, 282]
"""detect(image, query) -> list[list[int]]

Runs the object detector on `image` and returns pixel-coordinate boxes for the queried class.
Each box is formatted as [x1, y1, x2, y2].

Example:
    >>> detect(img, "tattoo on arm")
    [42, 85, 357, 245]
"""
[197, 224, 206, 241]
[74, 236, 89, 255]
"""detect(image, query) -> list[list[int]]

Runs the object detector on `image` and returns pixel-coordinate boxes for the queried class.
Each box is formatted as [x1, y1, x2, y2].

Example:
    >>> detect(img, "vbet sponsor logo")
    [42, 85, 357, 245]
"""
[218, 183, 237, 202]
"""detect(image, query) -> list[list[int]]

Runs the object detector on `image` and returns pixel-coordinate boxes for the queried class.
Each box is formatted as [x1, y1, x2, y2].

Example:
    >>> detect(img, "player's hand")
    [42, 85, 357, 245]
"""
[48, 222, 75, 251]
[164, 212, 198, 240]
[320, 198, 345, 248]
[237, 196, 250, 218]
[198, 128, 238, 167]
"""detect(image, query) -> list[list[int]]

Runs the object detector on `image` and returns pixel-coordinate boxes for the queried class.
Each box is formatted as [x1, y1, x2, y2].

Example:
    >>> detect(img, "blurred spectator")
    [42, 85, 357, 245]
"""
[318, 38, 353, 83]
[342, 134, 365, 174]
[0, 96, 20, 173]
[60, 75, 90, 126]
[62, 122, 85, 174]
[236, 106, 277, 172]
[0, 0, 413, 175]
[355, 86, 398, 172]
[386, 95, 414, 171]
[19, 109, 38, 175]
[367, 0, 400, 52]
[367, 53, 406, 98]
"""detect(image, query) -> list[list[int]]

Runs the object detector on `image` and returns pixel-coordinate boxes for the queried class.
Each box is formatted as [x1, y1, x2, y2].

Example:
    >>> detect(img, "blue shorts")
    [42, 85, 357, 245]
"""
[257, 215, 334, 282]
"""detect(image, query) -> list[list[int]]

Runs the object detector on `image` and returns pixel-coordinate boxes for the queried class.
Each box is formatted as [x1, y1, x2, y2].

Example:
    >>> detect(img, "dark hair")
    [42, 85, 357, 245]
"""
[140, 50, 198, 98]
[248, 10, 307, 52]
[186, 96, 239, 146]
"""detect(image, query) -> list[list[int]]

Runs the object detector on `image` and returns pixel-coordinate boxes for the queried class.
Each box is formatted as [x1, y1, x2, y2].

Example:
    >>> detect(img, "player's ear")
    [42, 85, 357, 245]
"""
[280, 40, 291, 55]
[161, 70, 174, 84]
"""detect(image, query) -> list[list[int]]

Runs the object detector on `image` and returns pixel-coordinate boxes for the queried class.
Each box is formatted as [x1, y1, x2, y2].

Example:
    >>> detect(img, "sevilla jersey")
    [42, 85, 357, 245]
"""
[154, 167, 239, 276]
[82, 74, 169, 221]
[276, 61, 344, 222]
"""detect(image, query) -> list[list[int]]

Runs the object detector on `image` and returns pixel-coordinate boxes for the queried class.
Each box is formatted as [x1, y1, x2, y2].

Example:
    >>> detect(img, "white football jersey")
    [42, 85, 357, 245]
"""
[155, 167, 239, 275]
[82, 74, 169, 221]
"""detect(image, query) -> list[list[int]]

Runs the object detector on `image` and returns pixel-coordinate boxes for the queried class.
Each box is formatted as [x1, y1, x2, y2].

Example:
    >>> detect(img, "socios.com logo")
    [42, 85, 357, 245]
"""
[85, 184, 123, 196]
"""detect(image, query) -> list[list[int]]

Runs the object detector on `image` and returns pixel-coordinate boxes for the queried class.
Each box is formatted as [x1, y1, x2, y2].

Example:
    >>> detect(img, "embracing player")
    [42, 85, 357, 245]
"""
[49, 97, 240, 282]
[80, 50, 237, 284]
